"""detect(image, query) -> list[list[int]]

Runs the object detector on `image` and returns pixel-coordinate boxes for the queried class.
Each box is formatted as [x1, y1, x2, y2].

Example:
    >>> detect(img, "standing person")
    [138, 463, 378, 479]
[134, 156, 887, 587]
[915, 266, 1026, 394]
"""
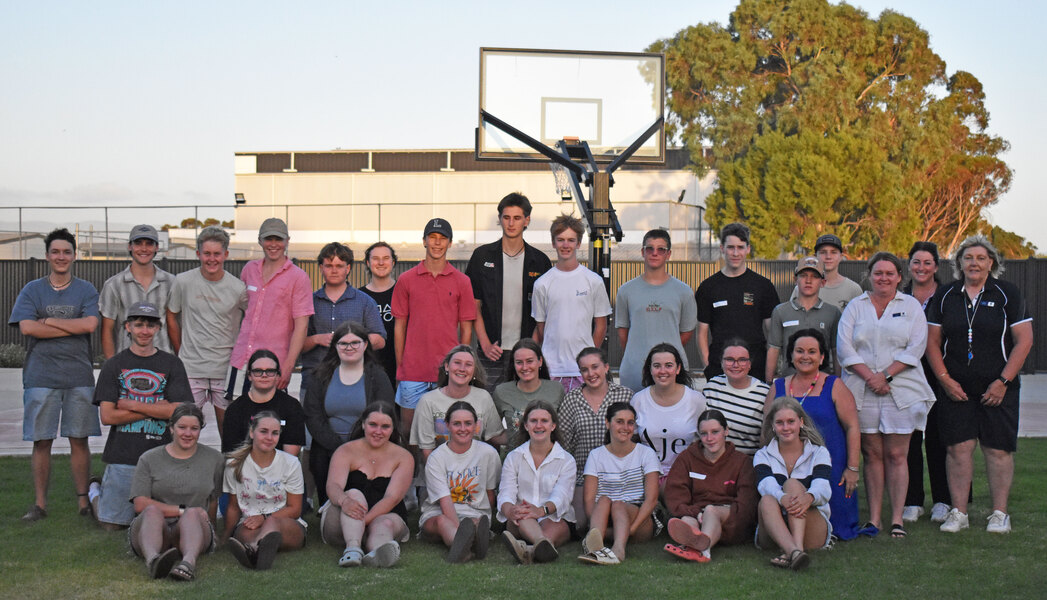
[304, 321, 394, 506]
[901, 241, 954, 523]
[578, 402, 660, 565]
[766, 256, 841, 382]
[9, 227, 100, 521]
[391, 218, 476, 439]
[703, 339, 770, 456]
[766, 330, 864, 540]
[754, 397, 833, 571]
[630, 343, 706, 483]
[223, 411, 306, 571]
[663, 409, 758, 563]
[419, 401, 501, 564]
[301, 242, 385, 401]
[694, 222, 779, 381]
[493, 339, 564, 445]
[466, 192, 552, 390]
[360, 242, 399, 387]
[99, 224, 175, 357]
[498, 401, 576, 564]
[531, 214, 612, 393]
[837, 252, 935, 538]
[129, 404, 224, 581]
[557, 347, 634, 531]
[222, 350, 307, 456]
[229, 217, 313, 395]
[615, 228, 697, 392]
[167, 225, 247, 439]
[790, 233, 863, 312]
[926, 235, 1033, 534]
[90, 302, 191, 530]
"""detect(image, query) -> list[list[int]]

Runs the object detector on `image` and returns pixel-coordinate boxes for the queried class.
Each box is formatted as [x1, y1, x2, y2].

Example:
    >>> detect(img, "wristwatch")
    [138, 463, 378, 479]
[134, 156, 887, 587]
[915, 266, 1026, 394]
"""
[998, 376, 1011, 387]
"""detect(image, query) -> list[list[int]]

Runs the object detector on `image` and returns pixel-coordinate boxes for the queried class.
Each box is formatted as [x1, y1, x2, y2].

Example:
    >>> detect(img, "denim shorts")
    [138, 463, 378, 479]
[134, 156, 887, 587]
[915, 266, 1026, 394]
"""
[23, 386, 100, 441]
[98, 463, 137, 526]
[395, 380, 437, 409]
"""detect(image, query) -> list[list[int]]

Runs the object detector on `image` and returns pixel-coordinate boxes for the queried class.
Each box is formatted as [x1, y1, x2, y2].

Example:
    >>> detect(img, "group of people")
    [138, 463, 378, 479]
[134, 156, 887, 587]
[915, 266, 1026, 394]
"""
[9, 194, 1030, 578]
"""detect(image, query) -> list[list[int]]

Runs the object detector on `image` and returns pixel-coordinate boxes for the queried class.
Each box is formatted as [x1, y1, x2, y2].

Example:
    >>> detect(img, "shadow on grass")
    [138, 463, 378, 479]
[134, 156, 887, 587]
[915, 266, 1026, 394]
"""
[1, 440, 1045, 600]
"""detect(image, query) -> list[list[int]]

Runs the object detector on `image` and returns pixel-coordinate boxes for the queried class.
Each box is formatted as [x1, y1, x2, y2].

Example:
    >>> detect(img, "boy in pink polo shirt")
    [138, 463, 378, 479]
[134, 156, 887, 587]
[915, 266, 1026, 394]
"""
[228, 218, 313, 397]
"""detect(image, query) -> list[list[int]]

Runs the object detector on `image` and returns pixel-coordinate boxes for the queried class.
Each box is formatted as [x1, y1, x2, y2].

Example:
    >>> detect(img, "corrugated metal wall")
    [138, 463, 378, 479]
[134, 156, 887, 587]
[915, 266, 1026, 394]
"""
[2, 258, 1042, 371]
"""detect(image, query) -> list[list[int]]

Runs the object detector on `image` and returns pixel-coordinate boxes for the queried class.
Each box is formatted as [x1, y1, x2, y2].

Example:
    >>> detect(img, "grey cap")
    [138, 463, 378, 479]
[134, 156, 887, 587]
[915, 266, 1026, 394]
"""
[126, 301, 161, 321]
[814, 234, 843, 252]
[794, 256, 826, 278]
[129, 224, 159, 243]
[258, 217, 289, 240]
[423, 218, 452, 240]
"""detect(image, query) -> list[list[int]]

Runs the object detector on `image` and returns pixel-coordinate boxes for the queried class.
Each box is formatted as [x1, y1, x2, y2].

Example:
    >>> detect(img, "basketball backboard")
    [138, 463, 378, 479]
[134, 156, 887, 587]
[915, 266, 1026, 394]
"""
[478, 48, 665, 163]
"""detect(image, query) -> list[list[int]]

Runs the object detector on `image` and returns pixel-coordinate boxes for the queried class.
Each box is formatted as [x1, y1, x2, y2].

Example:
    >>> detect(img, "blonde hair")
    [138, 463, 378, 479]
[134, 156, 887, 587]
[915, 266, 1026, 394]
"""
[226, 410, 281, 483]
[760, 396, 825, 447]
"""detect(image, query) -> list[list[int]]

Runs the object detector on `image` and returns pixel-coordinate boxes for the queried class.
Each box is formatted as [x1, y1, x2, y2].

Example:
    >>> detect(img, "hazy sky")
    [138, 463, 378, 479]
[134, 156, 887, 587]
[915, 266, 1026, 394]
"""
[1, 1, 1042, 249]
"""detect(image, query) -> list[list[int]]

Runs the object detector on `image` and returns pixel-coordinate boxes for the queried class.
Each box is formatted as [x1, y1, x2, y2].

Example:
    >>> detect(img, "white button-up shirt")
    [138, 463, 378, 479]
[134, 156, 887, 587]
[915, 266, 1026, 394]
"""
[496, 441, 576, 523]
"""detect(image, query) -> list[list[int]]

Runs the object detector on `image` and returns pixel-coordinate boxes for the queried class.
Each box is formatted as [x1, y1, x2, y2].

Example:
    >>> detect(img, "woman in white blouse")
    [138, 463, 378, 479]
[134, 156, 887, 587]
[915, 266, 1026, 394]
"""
[837, 252, 935, 538]
[497, 401, 576, 563]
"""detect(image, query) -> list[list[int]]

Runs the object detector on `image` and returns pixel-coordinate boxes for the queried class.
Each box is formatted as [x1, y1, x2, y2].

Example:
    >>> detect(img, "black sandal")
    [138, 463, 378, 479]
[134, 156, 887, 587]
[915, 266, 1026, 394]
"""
[890, 523, 907, 539]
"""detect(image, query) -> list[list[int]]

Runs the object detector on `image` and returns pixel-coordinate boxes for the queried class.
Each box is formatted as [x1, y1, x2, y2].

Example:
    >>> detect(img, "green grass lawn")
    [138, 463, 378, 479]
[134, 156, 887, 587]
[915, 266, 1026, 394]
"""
[2, 440, 1046, 600]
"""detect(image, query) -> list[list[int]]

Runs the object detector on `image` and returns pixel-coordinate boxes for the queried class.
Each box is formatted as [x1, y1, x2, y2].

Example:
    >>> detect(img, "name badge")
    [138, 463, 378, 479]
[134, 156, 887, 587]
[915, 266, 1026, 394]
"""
[247, 285, 258, 292]
[484, 261, 495, 268]
[891, 312, 905, 318]
[689, 472, 707, 480]
[783, 320, 800, 327]
[713, 300, 728, 308]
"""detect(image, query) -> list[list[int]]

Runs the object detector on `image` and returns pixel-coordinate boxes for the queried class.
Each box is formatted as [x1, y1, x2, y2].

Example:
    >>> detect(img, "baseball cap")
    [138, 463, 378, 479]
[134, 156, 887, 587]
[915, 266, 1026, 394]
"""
[128, 224, 159, 243]
[423, 218, 453, 240]
[258, 218, 289, 240]
[794, 256, 826, 278]
[126, 301, 161, 321]
[814, 234, 843, 252]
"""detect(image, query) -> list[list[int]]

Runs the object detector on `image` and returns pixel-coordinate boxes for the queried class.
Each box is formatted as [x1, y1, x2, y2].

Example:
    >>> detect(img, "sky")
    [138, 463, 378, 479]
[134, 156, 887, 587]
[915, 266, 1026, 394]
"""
[1, 1, 1043, 249]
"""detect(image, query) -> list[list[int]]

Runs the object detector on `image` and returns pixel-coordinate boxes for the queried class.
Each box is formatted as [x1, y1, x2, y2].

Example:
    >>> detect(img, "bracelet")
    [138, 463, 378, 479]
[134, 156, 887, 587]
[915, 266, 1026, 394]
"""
[846, 466, 859, 472]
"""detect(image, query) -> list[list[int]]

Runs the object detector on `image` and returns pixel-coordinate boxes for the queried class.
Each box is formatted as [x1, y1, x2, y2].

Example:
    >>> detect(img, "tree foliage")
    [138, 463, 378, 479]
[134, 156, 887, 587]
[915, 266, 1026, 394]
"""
[650, 0, 1022, 258]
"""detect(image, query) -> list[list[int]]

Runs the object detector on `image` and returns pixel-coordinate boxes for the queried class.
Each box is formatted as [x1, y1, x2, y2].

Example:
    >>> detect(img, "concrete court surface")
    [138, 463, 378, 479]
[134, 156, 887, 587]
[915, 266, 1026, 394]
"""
[0, 368, 1044, 456]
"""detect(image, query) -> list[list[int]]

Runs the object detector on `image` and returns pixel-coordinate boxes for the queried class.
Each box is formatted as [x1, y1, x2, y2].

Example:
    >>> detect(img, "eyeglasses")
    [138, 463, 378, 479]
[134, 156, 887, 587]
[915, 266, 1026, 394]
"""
[722, 357, 751, 366]
[336, 340, 365, 350]
[249, 368, 279, 377]
[643, 246, 670, 256]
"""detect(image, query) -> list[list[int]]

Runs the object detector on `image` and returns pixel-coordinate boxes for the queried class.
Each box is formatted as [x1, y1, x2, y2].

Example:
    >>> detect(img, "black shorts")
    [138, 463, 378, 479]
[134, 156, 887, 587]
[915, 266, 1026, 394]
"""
[937, 374, 1019, 452]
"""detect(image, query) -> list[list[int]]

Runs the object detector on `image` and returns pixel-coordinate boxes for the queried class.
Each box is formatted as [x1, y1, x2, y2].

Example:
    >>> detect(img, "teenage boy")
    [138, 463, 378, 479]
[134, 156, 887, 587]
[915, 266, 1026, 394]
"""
[89, 302, 191, 530]
[790, 233, 863, 311]
[392, 218, 476, 437]
[300, 242, 386, 398]
[694, 222, 779, 381]
[466, 192, 552, 389]
[167, 226, 247, 437]
[766, 256, 842, 382]
[229, 218, 313, 394]
[531, 214, 612, 392]
[615, 228, 697, 392]
[98, 224, 175, 357]
[9, 228, 101, 521]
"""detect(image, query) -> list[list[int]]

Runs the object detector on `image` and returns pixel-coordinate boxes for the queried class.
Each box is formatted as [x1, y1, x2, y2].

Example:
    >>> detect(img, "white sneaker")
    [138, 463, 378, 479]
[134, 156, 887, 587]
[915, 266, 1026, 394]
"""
[902, 506, 924, 522]
[986, 510, 1011, 533]
[939, 508, 969, 533]
[930, 502, 951, 523]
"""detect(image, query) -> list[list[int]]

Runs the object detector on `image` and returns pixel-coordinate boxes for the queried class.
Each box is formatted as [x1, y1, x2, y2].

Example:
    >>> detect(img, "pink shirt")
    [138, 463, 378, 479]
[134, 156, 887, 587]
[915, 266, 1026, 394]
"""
[391, 261, 476, 382]
[230, 257, 314, 370]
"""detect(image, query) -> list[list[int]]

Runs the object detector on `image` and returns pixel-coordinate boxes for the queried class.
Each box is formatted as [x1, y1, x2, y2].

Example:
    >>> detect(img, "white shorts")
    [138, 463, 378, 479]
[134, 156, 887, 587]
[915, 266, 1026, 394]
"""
[858, 397, 929, 435]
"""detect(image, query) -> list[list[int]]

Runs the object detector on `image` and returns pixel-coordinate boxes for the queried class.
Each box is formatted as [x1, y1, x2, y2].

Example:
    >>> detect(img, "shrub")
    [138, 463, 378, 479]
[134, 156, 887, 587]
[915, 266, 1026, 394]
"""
[0, 343, 26, 368]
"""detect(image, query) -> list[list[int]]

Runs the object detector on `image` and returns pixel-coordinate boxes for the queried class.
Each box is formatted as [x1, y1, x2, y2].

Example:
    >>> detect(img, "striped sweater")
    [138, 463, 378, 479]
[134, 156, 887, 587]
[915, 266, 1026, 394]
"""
[753, 439, 833, 524]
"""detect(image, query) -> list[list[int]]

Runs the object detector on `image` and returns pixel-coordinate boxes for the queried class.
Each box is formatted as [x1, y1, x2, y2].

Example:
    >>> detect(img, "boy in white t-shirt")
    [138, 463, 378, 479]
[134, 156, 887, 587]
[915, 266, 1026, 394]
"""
[531, 214, 612, 393]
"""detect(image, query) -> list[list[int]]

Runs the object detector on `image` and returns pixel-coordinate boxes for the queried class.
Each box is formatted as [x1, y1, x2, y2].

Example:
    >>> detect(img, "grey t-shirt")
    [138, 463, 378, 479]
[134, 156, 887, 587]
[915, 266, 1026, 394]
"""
[500, 251, 525, 349]
[614, 276, 698, 392]
[167, 268, 248, 379]
[130, 443, 224, 508]
[8, 277, 99, 389]
[492, 379, 565, 444]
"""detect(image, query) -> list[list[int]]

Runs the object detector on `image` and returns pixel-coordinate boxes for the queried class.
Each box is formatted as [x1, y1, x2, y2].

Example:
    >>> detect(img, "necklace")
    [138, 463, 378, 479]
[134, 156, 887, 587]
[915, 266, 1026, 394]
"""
[789, 372, 820, 404]
[503, 246, 524, 258]
[48, 274, 71, 290]
[964, 287, 984, 365]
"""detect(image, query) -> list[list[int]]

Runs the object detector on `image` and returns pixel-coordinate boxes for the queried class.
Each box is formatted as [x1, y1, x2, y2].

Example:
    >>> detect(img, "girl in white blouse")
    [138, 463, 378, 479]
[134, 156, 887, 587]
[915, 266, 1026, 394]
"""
[497, 400, 576, 563]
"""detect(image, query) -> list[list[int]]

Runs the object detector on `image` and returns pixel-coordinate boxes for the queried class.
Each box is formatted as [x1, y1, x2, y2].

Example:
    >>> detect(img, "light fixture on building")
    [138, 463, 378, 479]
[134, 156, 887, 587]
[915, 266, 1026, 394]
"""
[234, 193, 246, 205]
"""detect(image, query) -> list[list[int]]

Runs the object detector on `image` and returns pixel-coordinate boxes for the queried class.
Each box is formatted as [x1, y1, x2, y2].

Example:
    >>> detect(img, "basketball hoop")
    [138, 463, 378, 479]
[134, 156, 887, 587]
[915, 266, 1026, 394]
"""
[549, 163, 573, 201]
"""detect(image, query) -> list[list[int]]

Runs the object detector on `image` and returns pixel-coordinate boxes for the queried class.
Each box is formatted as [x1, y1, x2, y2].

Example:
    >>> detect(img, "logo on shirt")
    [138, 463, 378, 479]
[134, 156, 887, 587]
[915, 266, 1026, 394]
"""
[576, 290, 589, 297]
[448, 466, 480, 503]
[645, 302, 663, 313]
[743, 292, 755, 306]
